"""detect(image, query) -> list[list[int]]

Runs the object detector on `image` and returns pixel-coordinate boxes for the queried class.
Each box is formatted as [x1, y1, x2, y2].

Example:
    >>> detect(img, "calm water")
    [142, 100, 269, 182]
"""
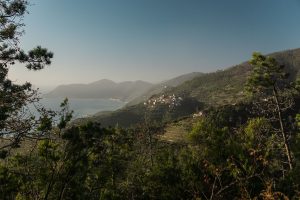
[38, 98, 126, 118]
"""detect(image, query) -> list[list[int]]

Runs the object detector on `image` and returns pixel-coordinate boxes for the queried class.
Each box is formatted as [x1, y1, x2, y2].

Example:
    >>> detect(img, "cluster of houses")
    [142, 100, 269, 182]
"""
[144, 94, 183, 109]
[143, 94, 205, 118]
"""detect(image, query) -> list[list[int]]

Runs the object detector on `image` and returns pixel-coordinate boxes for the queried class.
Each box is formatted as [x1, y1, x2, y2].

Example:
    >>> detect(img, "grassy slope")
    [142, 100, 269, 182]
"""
[159, 117, 196, 143]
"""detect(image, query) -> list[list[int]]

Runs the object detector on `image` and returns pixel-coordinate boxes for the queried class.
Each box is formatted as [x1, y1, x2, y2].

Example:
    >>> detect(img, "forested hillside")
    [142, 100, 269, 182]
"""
[162, 48, 300, 106]
[86, 48, 300, 128]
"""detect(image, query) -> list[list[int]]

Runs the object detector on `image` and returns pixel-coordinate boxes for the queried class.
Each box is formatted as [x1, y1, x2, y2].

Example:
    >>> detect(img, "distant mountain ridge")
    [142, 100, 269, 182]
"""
[45, 72, 205, 102]
[44, 80, 153, 102]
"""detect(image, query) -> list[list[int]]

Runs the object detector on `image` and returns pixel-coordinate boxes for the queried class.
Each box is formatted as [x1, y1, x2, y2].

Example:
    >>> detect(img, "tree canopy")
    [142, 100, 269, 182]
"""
[0, 0, 53, 151]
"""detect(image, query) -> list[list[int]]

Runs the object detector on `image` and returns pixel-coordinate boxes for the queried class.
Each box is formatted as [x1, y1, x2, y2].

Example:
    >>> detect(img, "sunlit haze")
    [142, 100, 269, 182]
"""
[8, 0, 300, 91]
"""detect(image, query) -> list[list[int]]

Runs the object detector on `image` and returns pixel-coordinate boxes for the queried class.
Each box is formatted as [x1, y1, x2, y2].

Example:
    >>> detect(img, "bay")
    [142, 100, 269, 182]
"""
[38, 97, 126, 119]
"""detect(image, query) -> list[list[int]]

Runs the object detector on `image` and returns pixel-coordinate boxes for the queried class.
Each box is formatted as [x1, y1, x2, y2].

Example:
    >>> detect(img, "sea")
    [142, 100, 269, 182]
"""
[37, 97, 126, 119]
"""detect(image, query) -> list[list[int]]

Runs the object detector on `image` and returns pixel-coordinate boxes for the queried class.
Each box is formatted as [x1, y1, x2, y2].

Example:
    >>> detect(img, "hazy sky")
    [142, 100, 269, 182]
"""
[8, 0, 300, 89]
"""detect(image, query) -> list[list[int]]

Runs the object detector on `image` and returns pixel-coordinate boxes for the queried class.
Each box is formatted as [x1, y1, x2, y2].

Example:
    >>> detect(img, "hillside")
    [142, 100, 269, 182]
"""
[82, 97, 203, 127]
[45, 73, 204, 103]
[160, 48, 300, 106]
[44, 79, 153, 102]
[126, 72, 204, 106]
[82, 48, 300, 127]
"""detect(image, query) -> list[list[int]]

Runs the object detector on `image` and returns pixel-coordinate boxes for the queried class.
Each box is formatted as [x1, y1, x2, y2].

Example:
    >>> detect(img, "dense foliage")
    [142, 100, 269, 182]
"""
[2, 97, 300, 199]
[1, 1, 300, 199]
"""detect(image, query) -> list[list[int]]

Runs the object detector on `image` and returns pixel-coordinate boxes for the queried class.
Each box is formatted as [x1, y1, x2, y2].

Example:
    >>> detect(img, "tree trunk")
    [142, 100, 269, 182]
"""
[148, 130, 154, 167]
[273, 87, 293, 170]
[44, 168, 56, 200]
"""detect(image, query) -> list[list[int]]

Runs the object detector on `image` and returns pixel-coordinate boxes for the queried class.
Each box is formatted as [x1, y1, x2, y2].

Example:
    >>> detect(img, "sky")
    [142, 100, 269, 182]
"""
[8, 0, 300, 90]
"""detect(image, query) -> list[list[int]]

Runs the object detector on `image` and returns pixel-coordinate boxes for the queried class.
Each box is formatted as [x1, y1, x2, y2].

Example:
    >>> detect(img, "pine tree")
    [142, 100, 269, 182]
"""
[0, 0, 53, 151]
[246, 52, 293, 170]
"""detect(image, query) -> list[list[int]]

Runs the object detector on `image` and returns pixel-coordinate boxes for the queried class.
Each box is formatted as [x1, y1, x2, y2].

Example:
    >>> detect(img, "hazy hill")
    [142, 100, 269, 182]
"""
[126, 72, 204, 106]
[81, 48, 300, 127]
[44, 79, 153, 102]
[46, 72, 205, 103]
[160, 48, 300, 106]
